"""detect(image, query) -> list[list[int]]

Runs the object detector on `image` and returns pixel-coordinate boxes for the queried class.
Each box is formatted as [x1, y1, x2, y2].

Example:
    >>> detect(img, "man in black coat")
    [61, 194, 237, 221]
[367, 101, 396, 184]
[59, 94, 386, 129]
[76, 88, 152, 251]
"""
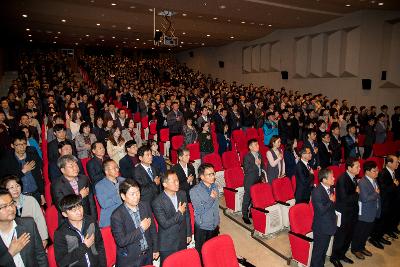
[304, 129, 320, 170]
[47, 124, 77, 162]
[330, 158, 361, 266]
[119, 140, 139, 180]
[242, 139, 266, 224]
[310, 168, 337, 267]
[111, 179, 159, 267]
[86, 142, 107, 186]
[133, 146, 161, 204]
[294, 147, 315, 204]
[152, 171, 192, 264]
[318, 132, 332, 169]
[330, 123, 342, 166]
[171, 148, 196, 202]
[0, 188, 48, 267]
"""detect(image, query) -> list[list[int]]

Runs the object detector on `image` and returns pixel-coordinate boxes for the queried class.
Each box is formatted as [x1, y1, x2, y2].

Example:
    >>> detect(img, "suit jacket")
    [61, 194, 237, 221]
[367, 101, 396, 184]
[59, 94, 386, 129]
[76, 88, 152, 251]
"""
[51, 175, 97, 220]
[304, 140, 319, 169]
[171, 163, 196, 201]
[318, 141, 332, 169]
[335, 172, 359, 221]
[364, 125, 376, 146]
[378, 168, 397, 212]
[358, 176, 381, 223]
[243, 152, 266, 188]
[47, 138, 78, 162]
[103, 111, 117, 121]
[86, 156, 106, 185]
[330, 134, 342, 163]
[152, 191, 192, 252]
[119, 154, 139, 180]
[343, 134, 360, 159]
[311, 184, 337, 235]
[110, 202, 159, 267]
[114, 118, 127, 130]
[48, 159, 85, 184]
[167, 110, 184, 134]
[0, 217, 48, 267]
[374, 121, 387, 144]
[294, 161, 314, 203]
[133, 164, 160, 203]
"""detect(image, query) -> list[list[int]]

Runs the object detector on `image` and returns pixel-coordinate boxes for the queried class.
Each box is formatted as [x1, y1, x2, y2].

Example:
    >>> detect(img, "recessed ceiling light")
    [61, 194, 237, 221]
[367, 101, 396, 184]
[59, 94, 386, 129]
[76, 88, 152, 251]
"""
[151, 47, 154, 50]
[57, 31, 61, 34]
[179, 45, 182, 48]
[206, 34, 210, 37]
[143, 42, 146, 44]
[201, 43, 205, 46]
[181, 41, 184, 44]
[28, 34, 32, 37]
[259, 23, 264, 26]
[250, 22, 255, 25]
[29, 39, 32, 42]
[230, 36, 234, 39]
[111, 3, 116, 6]
[130, 6, 136, 9]
[123, 41, 126, 44]
[86, 34, 90, 37]
[53, 41, 57, 44]
[182, 13, 187, 16]
[22, 14, 28, 18]
[345, 4, 351, 7]
[127, 26, 131, 30]
[75, 43, 78, 45]
[378, 2, 384, 5]
[54, 36, 58, 39]
[90, 0, 95, 3]
[213, 17, 218, 20]
[149, 8, 153, 12]
[26, 28, 30, 31]
[134, 46, 137, 48]
[61, 19, 66, 22]
[198, 15, 203, 18]
[227, 19, 231, 22]
[268, 24, 272, 27]
[219, 5, 226, 9]
[112, 36, 115, 39]
[182, 32, 186, 35]
[112, 25, 116, 28]
[96, 23, 100, 26]
[102, 39, 104, 42]
[168, 48, 171, 51]
[136, 38, 140, 41]
[241, 21, 246, 24]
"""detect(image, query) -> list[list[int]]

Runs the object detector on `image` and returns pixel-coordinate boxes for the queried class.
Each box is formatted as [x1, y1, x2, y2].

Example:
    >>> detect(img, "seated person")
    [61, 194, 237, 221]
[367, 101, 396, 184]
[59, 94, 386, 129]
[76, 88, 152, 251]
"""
[54, 194, 106, 267]
[47, 123, 77, 162]
[87, 141, 107, 186]
[119, 140, 139, 179]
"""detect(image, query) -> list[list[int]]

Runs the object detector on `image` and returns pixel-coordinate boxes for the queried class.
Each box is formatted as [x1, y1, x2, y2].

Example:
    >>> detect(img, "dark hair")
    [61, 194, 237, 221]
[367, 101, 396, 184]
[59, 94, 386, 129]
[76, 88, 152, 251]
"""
[345, 157, 359, 169]
[19, 126, 31, 138]
[177, 147, 189, 157]
[102, 159, 116, 171]
[299, 146, 310, 156]
[119, 179, 140, 196]
[321, 132, 330, 139]
[330, 122, 340, 132]
[306, 128, 317, 136]
[318, 168, 333, 183]
[285, 139, 297, 152]
[386, 155, 397, 165]
[57, 140, 72, 150]
[53, 123, 66, 132]
[108, 127, 124, 146]
[0, 188, 11, 198]
[12, 131, 27, 144]
[59, 194, 83, 212]
[161, 170, 177, 184]
[198, 163, 214, 177]
[346, 123, 356, 132]
[201, 121, 209, 129]
[0, 175, 22, 190]
[137, 145, 151, 158]
[125, 140, 137, 151]
[268, 135, 280, 148]
[363, 160, 377, 173]
[91, 141, 103, 151]
[247, 138, 258, 148]
[377, 113, 385, 120]
[79, 122, 91, 134]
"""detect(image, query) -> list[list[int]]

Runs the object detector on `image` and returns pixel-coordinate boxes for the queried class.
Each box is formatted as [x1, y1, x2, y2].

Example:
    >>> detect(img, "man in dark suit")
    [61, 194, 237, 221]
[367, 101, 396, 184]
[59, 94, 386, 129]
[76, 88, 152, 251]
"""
[304, 129, 320, 169]
[152, 170, 192, 264]
[329, 122, 342, 165]
[47, 124, 77, 162]
[51, 155, 97, 222]
[374, 113, 387, 144]
[318, 132, 332, 169]
[0, 188, 48, 267]
[171, 148, 196, 202]
[295, 147, 315, 204]
[310, 168, 337, 267]
[119, 140, 139, 180]
[351, 161, 381, 259]
[114, 108, 127, 130]
[242, 139, 266, 224]
[86, 141, 107, 186]
[103, 103, 117, 121]
[167, 101, 184, 139]
[330, 158, 361, 266]
[111, 179, 159, 267]
[133, 145, 161, 204]
[343, 123, 360, 160]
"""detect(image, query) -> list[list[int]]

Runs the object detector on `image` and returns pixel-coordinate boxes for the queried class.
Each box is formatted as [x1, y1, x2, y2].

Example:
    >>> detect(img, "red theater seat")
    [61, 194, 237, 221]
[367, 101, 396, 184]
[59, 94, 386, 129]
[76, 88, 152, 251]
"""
[201, 235, 239, 267]
[272, 177, 295, 227]
[45, 205, 58, 241]
[171, 135, 184, 164]
[101, 227, 116, 267]
[48, 245, 57, 267]
[223, 167, 245, 212]
[164, 248, 201, 267]
[222, 151, 241, 170]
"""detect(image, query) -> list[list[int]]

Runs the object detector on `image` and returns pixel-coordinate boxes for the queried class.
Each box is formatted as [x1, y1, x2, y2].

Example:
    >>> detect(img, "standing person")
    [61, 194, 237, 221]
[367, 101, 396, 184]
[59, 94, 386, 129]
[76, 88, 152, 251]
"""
[262, 112, 278, 146]
[110, 179, 159, 267]
[0, 188, 48, 267]
[182, 117, 198, 146]
[294, 147, 315, 204]
[54, 194, 107, 267]
[318, 132, 332, 169]
[241, 139, 266, 225]
[304, 129, 320, 170]
[374, 113, 387, 144]
[391, 106, 400, 141]
[310, 169, 337, 267]
[330, 158, 361, 266]
[190, 163, 220, 255]
[351, 161, 381, 260]
[152, 171, 192, 264]
[95, 160, 125, 228]
[198, 122, 214, 159]
[171, 148, 196, 202]
[329, 122, 342, 166]
[284, 139, 299, 179]
[343, 124, 360, 160]
[167, 101, 184, 139]
[266, 136, 285, 184]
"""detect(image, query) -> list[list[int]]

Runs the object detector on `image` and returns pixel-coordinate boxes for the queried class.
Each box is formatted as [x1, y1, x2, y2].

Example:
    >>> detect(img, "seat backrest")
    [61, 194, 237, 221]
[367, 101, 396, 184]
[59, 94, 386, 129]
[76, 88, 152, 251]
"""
[171, 135, 185, 150]
[250, 183, 276, 209]
[201, 235, 239, 267]
[101, 227, 116, 267]
[141, 116, 149, 128]
[245, 127, 259, 140]
[186, 143, 201, 161]
[149, 120, 157, 134]
[164, 248, 202, 267]
[224, 167, 244, 189]
[373, 143, 387, 157]
[232, 129, 245, 143]
[80, 158, 90, 176]
[47, 245, 57, 267]
[272, 177, 294, 202]
[159, 128, 170, 142]
[45, 205, 59, 241]
[289, 204, 313, 235]
[328, 165, 345, 184]
[366, 156, 384, 170]
[222, 151, 241, 169]
[203, 153, 223, 172]
[188, 203, 195, 234]
[133, 112, 141, 123]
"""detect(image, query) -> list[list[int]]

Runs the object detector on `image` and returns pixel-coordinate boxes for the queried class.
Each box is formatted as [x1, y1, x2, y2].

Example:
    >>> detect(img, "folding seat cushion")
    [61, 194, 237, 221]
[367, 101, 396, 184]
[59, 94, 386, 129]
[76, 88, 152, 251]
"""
[186, 143, 201, 177]
[372, 143, 387, 157]
[80, 157, 90, 176]
[45, 205, 58, 241]
[141, 116, 149, 140]
[245, 127, 259, 141]
[223, 167, 245, 212]
[101, 226, 116, 267]
[158, 128, 170, 157]
[164, 248, 201, 267]
[171, 135, 184, 164]
[250, 183, 283, 235]
[222, 151, 241, 169]
[203, 153, 225, 192]
[201, 235, 239, 267]
[288, 204, 314, 267]
[272, 177, 295, 227]
[47, 245, 57, 267]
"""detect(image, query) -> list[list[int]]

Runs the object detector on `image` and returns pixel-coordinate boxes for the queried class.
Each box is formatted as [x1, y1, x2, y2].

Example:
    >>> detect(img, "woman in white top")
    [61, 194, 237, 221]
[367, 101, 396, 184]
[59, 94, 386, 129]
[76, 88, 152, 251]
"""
[68, 108, 84, 140]
[121, 118, 142, 147]
[2, 175, 49, 248]
[107, 127, 126, 165]
[266, 135, 285, 184]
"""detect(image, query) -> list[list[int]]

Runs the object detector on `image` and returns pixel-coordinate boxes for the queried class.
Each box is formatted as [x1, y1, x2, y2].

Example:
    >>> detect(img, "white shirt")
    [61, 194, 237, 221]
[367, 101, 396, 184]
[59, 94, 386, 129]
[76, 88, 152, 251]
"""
[386, 167, 395, 179]
[0, 221, 25, 267]
[180, 162, 188, 177]
[321, 183, 331, 196]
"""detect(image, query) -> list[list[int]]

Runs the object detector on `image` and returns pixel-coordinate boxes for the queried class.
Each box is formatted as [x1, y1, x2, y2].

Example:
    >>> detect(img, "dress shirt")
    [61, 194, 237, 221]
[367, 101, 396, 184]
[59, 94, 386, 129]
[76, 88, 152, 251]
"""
[165, 191, 178, 212]
[124, 204, 148, 251]
[0, 221, 25, 267]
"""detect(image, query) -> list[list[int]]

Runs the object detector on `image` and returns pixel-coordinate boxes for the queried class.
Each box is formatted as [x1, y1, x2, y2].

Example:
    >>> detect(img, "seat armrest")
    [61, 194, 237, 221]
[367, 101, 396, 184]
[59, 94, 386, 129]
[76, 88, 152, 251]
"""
[223, 187, 238, 192]
[276, 200, 290, 206]
[289, 231, 313, 242]
[252, 207, 269, 213]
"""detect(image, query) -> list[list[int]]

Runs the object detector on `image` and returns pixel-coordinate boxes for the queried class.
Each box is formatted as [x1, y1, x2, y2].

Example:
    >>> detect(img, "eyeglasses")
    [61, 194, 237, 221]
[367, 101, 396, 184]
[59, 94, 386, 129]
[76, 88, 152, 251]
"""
[0, 200, 16, 211]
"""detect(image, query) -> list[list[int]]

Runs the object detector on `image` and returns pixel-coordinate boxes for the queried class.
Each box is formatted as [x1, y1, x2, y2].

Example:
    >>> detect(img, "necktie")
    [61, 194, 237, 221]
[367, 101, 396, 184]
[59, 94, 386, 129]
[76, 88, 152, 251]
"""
[147, 167, 153, 179]
[353, 177, 358, 185]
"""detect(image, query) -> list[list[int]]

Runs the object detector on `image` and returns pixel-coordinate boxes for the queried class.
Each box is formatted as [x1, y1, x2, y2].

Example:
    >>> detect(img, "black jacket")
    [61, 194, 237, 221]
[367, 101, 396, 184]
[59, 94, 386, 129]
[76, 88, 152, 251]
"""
[335, 172, 359, 221]
[133, 164, 161, 203]
[86, 156, 105, 186]
[49, 160, 85, 184]
[311, 185, 337, 235]
[47, 139, 77, 163]
[171, 163, 196, 202]
[119, 154, 139, 180]
[54, 216, 106, 267]
[318, 141, 332, 169]
[294, 161, 314, 203]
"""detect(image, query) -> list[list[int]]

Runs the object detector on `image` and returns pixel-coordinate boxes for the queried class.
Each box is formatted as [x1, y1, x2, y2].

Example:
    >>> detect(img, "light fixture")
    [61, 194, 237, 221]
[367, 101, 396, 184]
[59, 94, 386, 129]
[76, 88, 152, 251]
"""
[201, 43, 205, 46]
[130, 6, 135, 9]
[102, 39, 104, 42]
[57, 31, 61, 34]
[241, 21, 246, 24]
[111, 3, 116, 6]
[28, 34, 32, 37]
[123, 41, 126, 44]
[250, 22, 255, 25]
[127, 26, 131, 30]
[259, 23, 264, 26]
[227, 19, 231, 22]
[230, 36, 234, 39]
[219, 5, 226, 9]
[179, 45, 182, 48]
[86, 34, 90, 37]
[29, 39, 32, 42]
[181, 41, 184, 44]
[182, 13, 187, 16]
[96, 23, 100, 26]
[134, 46, 137, 48]
[378, 2, 384, 5]
[53, 41, 57, 44]
[136, 38, 140, 41]
[213, 17, 218, 20]
[198, 15, 203, 18]
[345, 4, 351, 7]
[151, 47, 154, 50]
[206, 34, 210, 37]
[143, 42, 146, 44]
[149, 8, 153, 12]
[22, 14, 28, 18]
[268, 24, 272, 27]
[26, 28, 30, 31]
[61, 19, 66, 22]
[54, 36, 58, 39]
[182, 32, 186, 35]
[112, 36, 115, 39]
[75, 43, 79, 45]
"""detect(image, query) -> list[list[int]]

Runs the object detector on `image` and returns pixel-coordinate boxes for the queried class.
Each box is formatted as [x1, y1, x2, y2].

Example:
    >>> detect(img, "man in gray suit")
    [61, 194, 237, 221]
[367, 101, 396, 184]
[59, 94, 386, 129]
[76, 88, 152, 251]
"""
[351, 161, 381, 260]
[374, 113, 387, 144]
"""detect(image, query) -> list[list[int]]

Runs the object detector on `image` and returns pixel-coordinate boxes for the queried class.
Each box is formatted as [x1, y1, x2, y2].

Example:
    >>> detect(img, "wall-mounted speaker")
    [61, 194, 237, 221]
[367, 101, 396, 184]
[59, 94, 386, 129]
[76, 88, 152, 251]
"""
[154, 31, 163, 41]
[381, 71, 387, 81]
[281, 71, 288, 80]
[218, 61, 224, 68]
[362, 79, 371, 90]
[189, 51, 194, 58]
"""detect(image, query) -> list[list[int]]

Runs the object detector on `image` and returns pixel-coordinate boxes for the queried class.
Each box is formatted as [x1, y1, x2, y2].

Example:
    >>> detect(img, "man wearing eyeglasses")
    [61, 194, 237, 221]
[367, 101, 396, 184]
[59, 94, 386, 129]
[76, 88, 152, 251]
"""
[0, 188, 48, 266]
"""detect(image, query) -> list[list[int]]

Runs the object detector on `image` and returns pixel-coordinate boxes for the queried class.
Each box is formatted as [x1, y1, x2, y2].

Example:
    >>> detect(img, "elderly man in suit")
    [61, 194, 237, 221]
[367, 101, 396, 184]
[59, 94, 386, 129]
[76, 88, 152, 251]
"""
[51, 155, 97, 222]
[295, 147, 315, 204]
[171, 147, 196, 202]
[111, 179, 159, 267]
[152, 170, 192, 264]
[242, 138, 267, 225]
[310, 168, 337, 267]
[133, 145, 161, 204]
[0, 188, 48, 267]
[330, 158, 360, 266]
[351, 161, 381, 260]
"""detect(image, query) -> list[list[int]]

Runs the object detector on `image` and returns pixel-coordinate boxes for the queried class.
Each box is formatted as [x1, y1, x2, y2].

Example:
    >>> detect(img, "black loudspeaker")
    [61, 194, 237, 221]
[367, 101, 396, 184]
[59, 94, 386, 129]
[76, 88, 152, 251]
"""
[281, 71, 288, 80]
[218, 61, 224, 68]
[189, 51, 194, 58]
[154, 31, 163, 41]
[362, 79, 372, 90]
[381, 71, 387, 80]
